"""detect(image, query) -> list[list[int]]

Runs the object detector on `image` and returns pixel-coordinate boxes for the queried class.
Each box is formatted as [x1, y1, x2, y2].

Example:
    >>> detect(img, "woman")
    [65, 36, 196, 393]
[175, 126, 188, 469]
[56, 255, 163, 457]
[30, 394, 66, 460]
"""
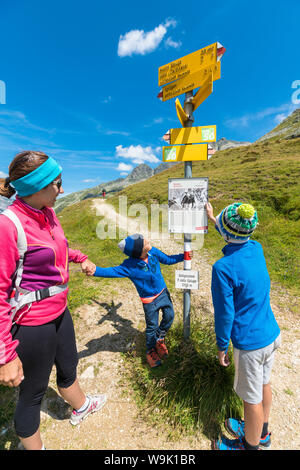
[0, 151, 106, 450]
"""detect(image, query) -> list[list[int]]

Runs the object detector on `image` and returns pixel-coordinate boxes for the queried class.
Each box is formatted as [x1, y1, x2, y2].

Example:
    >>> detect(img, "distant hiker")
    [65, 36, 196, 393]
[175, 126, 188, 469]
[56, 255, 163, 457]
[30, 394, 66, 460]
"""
[102, 189, 106, 198]
[0, 151, 107, 451]
[206, 202, 281, 451]
[85, 234, 190, 368]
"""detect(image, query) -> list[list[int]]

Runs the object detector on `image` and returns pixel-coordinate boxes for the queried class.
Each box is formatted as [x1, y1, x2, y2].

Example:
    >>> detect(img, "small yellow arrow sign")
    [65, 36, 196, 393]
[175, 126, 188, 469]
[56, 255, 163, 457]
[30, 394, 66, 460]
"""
[170, 125, 217, 145]
[163, 144, 208, 162]
[161, 62, 220, 102]
[175, 98, 189, 127]
[191, 73, 213, 112]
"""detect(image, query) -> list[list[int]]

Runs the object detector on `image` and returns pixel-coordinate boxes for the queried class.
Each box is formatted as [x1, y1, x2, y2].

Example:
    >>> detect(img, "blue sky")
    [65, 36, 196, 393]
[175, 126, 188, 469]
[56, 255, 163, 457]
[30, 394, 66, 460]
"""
[0, 0, 299, 195]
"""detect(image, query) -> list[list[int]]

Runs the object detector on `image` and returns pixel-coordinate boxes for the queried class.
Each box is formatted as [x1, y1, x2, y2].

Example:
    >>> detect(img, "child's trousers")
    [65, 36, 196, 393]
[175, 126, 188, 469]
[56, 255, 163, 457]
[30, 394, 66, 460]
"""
[142, 288, 174, 351]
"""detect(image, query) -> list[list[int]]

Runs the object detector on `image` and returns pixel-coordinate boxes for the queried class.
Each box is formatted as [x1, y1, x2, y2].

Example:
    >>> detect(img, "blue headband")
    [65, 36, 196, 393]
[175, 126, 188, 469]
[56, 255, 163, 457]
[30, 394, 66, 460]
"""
[10, 157, 62, 197]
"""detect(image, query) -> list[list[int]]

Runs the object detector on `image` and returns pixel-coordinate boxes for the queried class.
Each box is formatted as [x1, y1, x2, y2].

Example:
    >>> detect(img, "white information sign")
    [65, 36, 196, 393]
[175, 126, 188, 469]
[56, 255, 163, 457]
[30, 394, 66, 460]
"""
[175, 270, 199, 290]
[168, 178, 208, 234]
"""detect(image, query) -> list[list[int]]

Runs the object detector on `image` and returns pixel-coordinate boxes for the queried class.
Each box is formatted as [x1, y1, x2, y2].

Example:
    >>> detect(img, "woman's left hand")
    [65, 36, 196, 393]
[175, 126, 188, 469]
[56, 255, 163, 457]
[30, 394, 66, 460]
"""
[81, 259, 96, 276]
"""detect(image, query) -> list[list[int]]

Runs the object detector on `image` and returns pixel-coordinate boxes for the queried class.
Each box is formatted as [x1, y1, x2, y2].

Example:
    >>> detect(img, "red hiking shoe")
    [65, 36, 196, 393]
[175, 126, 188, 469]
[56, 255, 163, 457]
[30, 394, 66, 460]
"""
[146, 348, 162, 368]
[155, 338, 169, 359]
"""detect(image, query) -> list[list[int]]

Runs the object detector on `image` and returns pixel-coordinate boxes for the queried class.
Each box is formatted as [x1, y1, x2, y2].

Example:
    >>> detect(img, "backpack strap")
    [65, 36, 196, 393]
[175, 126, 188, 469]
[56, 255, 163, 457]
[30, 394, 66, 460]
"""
[2, 209, 68, 322]
[2, 209, 27, 289]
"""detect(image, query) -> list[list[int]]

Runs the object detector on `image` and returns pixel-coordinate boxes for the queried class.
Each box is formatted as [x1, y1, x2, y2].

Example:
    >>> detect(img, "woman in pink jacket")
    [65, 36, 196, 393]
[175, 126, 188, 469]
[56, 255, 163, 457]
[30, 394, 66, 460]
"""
[0, 151, 106, 450]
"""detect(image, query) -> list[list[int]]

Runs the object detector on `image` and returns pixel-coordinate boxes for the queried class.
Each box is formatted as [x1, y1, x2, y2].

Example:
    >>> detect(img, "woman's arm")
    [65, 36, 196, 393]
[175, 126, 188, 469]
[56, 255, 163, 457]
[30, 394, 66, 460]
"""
[0, 217, 22, 365]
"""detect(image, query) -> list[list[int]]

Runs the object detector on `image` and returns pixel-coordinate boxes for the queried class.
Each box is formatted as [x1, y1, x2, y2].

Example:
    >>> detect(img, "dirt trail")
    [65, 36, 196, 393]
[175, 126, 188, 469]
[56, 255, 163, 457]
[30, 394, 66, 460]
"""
[40, 199, 299, 450]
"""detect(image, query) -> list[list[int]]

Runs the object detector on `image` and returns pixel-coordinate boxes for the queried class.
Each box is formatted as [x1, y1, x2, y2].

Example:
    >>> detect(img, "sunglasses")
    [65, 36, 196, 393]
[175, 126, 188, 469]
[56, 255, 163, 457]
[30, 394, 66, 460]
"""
[52, 178, 63, 190]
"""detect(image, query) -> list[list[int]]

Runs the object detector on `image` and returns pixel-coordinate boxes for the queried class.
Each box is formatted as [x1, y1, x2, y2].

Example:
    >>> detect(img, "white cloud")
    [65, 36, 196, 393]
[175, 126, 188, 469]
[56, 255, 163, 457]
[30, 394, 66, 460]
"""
[116, 145, 160, 164]
[225, 103, 297, 128]
[165, 37, 182, 49]
[100, 96, 112, 104]
[274, 113, 288, 125]
[117, 162, 133, 172]
[118, 18, 178, 57]
[0, 171, 8, 178]
[83, 179, 97, 183]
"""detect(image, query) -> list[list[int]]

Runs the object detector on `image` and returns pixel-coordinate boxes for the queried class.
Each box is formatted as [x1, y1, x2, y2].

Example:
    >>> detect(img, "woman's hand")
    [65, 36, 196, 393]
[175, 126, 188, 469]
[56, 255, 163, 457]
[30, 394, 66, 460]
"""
[81, 259, 96, 276]
[0, 357, 24, 387]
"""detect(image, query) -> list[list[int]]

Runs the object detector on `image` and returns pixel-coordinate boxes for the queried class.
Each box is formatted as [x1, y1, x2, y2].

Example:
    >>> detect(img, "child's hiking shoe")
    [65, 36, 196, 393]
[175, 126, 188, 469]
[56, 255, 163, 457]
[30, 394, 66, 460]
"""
[225, 418, 272, 448]
[70, 394, 107, 426]
[146, 348, 162, 368]
[213, 435, 247, 450]
[155, 337, 169, 359]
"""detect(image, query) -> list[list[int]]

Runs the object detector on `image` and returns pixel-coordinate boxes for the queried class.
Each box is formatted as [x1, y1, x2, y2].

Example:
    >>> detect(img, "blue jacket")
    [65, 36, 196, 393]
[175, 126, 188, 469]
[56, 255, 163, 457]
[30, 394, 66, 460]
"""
[211, 240, 280, 351]
[94, 246, 184, 298]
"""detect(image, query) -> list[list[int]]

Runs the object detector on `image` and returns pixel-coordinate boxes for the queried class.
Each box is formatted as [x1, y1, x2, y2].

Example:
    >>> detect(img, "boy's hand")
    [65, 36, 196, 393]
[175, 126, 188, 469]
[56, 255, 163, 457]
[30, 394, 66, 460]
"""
[81, 259, 96, 276]
[205, 202, 216, 224]
[217, 350, 230, 367]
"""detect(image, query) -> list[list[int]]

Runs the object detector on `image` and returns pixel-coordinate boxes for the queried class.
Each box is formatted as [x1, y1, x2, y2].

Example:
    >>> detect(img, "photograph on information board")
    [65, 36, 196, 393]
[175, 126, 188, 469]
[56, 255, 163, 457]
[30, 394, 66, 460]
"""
[168, 178, 208, 234]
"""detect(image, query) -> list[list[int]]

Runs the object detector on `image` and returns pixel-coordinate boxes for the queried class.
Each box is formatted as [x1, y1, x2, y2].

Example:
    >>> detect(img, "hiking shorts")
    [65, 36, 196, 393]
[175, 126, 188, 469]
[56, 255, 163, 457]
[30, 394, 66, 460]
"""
[233, 334, 281, 405]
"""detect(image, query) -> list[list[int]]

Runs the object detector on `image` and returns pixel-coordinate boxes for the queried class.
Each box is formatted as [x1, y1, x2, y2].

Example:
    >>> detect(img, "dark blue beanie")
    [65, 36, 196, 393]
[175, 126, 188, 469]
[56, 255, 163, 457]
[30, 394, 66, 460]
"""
[118, 234, 144, 258]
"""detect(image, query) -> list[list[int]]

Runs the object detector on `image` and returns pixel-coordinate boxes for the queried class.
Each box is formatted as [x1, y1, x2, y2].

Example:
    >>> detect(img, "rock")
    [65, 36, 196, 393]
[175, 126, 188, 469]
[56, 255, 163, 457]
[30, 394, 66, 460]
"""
[80, 366, 95, 379]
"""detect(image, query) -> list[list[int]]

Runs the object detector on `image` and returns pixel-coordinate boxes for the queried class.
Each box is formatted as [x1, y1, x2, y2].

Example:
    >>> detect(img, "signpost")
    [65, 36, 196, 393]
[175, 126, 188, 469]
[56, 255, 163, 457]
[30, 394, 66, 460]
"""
[163, 143, 208, 162]
[160, 62, 220, 102]
[175, 271, 199, 290]
[169, 125, 217, 145]
[158, 42, 223, 87]
[158, 42, 225, 340]
[175, 98, 189, 127]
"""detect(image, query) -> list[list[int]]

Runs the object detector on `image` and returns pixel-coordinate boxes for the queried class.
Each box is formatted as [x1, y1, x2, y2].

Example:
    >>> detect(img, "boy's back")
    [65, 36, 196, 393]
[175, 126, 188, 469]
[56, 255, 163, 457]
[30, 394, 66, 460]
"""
[212, 240, 280, 351]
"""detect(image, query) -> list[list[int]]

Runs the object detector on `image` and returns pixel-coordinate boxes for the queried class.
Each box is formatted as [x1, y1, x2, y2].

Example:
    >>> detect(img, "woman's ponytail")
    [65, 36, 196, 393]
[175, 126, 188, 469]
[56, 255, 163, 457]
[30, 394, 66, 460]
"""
[0, 177, 16, 199]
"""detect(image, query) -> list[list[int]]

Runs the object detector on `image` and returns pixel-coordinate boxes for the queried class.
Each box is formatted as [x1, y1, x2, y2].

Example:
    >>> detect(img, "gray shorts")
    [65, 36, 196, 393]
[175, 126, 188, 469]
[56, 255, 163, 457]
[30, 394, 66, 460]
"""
[233, 334, 281, 405]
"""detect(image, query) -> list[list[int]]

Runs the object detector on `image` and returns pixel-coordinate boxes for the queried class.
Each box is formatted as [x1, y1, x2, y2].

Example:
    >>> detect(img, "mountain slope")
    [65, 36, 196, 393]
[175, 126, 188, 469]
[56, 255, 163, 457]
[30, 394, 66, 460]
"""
[54, 162, 179, 214]
[257, 108, 300, 142]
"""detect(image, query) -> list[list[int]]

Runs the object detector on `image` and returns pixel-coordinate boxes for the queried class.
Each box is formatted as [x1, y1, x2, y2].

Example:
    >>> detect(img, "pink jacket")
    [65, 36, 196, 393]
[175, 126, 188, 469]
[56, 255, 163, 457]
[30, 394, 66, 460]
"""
[0, 198, 87, 364]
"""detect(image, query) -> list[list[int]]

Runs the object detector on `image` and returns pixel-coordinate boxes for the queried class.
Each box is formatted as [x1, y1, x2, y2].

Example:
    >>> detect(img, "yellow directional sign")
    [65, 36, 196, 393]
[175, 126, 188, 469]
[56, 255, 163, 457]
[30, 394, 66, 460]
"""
[161, 62, 220, 102]
[163, 144, 208, 162]
[175, 98, 189, 127]
[191, 73, 213, 112]
[170, 125, 217, 145]
[159, 42, 220, 87]
[161, 62, 221, 104]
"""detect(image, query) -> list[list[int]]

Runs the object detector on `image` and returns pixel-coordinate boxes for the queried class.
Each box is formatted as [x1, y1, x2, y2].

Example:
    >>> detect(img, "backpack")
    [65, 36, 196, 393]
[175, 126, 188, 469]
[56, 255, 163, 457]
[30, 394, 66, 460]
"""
[2, 209, 68, 322]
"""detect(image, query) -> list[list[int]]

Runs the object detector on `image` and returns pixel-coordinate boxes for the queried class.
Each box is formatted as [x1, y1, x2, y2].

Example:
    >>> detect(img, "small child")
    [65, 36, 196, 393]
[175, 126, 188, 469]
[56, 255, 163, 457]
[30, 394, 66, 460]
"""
[206, 202, 281, 451]
[89, 234, 188, 368]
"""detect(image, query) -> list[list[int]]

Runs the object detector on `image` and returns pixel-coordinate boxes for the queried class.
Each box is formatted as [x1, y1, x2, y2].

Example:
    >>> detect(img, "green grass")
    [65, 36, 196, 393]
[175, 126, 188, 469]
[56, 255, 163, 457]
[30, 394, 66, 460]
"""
[126, 317, 242, 439]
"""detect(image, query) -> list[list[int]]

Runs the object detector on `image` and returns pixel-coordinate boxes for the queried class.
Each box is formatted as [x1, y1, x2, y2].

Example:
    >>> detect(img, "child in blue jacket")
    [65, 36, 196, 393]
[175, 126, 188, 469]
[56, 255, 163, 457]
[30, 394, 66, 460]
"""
[90, 234, 186, 368]
[206, 202, 280, 451]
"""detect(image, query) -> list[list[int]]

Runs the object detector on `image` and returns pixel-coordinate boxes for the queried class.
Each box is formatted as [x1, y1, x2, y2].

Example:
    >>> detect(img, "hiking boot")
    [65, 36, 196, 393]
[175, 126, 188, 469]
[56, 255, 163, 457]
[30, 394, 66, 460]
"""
[70, 394, 107, 426]
[146, 348, 162, 368]
[155, 337, 169, 359]
[213, 435, 249, 450]
[225, 418, 272, 448]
